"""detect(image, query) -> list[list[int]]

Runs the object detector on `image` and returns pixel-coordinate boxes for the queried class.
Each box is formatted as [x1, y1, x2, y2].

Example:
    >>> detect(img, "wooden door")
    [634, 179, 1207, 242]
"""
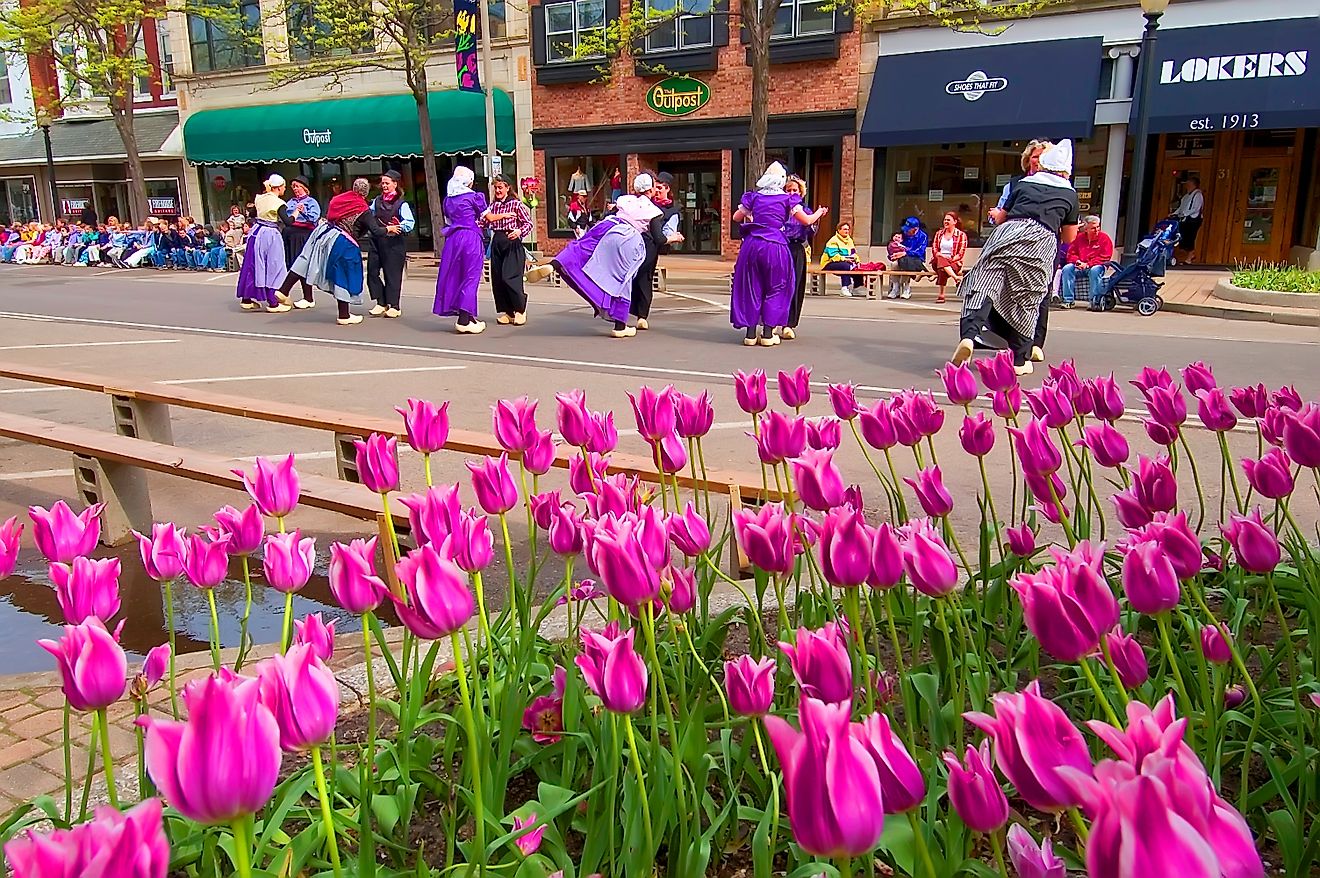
[1229, 160, 1297, 265]
[1150, 154, 1214, 233]
[810, 162, 835, 248]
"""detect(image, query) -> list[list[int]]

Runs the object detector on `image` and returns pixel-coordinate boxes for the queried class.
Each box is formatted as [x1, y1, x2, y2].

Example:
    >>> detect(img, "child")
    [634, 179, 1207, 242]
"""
[885, 233, 906, 299]
[205, 226, 228, 271]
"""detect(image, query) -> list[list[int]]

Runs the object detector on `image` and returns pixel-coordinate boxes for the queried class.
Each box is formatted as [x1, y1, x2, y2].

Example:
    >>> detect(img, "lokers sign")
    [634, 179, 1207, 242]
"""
[945, 70, 1008, 102]
[646, 77, 711, 117]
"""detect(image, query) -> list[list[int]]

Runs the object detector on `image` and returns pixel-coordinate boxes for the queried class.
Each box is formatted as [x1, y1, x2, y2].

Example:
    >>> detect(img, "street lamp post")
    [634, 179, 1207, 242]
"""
[1122, 0, 1171, 260]
[35, 109, 59, 223]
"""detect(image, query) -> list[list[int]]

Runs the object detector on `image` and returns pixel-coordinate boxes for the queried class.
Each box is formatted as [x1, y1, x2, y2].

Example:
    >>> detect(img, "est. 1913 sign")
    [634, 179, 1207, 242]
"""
[646, 77, 711, 117]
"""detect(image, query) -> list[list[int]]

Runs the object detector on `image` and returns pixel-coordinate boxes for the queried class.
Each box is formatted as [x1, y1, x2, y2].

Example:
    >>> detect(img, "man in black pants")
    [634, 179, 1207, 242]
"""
[366, 170, 414, 318]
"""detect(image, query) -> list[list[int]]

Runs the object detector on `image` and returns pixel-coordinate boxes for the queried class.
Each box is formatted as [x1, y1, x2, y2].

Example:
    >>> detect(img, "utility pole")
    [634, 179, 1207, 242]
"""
[477, 0, 499, 188]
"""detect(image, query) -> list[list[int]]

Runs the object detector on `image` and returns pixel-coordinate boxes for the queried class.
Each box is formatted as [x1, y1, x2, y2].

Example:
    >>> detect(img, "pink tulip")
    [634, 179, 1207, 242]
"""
[663, 565, 696, 614]
[1111, 488, 1154, 529]
[827, 382, 859, 420]
[396, 397, 450, 454]
[1143, 383, 1188, 431]
[1229, 384, 1268, 420]
[780, 622, 853, 705]
[449, 509, 494, 573]
[184, 533, 231, 590]
[1006, 523, 1036, 559]
[576, 626, 647, 713]
[4, 797, 170, 878]
[135, 524, 188, 584]
[943, 741, 1009, 833]
[1025, 382, 1075, 429]
[805, 416, 842, 451]
[626, 385, 677, 441]
[400, 484, 462, 547]
[842, 484, 865, 513]
[734, 369, 768, 414]
[905, 465, 954, 518]
[1005, 824, 1065, 878]
[39, 618, 127, 712]
[1261, 406, 1289, 447]
[898, 390, 944, 438]
[0, 516, 21, 579]
[817, 507, 873, 588]
[1103, 630, 1149, 688]
[1143, 417, 1178, 448]
[1130, 454, 1177, 515]
[328, 537, 386, 614]
[1199, 623, 1232, 665]
[764, 697, 886, 858]
[257, 643, 338, 751]
[547, 502, 584, 556]
[261, 531, 314, 594]
[991, 386, 1022, 420]
[589, 515, 662, 607]
[523, 428, 557, 476]
[868, 522, 903, 590]
[1131, 365, 1175, 394]
[938, 361, 979, 406]
[143, 643, 171, 689]
[652, 430, 688, 474]
[492, 396, 540, 453]
[140, 673, 281, 824]
[724, 655, 775, 717]
[586, 409, 619, 454]
[512, 813, 546, 856]
[582, 472, 642, 519]
[1224, 685, 1247, 710]
[353, 433, 400, 494]
[1078, 421, 1130, 469]
[529, 491, 563, 531]
[293, 613, 336, 662]
[212, 505, 263, 556]
[467, 454, 519, 515]
[898, 518, 958, 598]
[1273, 384, 1304, 412]
[791, 448, 846, 511]
[1089, 373, 1126, 422]
[1121, 539, 1180, 614]
[1241, 447, 1294, 499]
[1129, 511, 1202, 581]
[522, 666, 566, 744]
[975, 350, 1017, 393]
[50, 556, 121, 624]
[568, 452, 609, 495]
[1195, 387, 1237, 433]
[777, 365, 812, 409]
[851, 711, 924, 814]
[964, 680, 1093, 812]
[234, 455, 300, 519]
[1008, 419, 1062, 476]
[958, 412, 995, 457]
[28, 500, 104, 563]
[392, 544, 475, 639]
[555, 390, 592, 447]
[667, 502, 711, 557]
[1181, 360, 1217, 394]
[758, 411, 807, 463]
[675, 390, 715, 438]
[1011, 543, 1118, 662]
[733, 503, 796, 575]
[1221, 508, 1281, 574]
[1283, 403, 1320, 467]
[858, 399, 898, 450]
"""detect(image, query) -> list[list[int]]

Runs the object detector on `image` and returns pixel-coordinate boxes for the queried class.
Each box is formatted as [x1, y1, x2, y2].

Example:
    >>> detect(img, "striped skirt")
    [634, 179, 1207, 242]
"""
[960, 219, 1057, 340]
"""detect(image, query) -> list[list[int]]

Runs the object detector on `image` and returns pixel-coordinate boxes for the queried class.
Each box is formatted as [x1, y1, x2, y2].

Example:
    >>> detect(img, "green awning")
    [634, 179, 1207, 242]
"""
[183, 89, 515, 165]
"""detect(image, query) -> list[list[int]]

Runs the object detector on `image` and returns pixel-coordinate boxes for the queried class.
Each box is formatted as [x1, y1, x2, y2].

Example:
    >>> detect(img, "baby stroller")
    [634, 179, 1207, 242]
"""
[1096, 218, 1180, 317]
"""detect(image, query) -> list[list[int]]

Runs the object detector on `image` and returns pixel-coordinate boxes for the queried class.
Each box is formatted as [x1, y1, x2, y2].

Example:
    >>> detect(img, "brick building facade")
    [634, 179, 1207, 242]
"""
[528, 0, 859, 258]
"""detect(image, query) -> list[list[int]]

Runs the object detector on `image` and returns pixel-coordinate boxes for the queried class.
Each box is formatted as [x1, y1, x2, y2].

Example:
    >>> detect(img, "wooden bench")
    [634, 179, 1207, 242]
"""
[806, 268, 935, 298]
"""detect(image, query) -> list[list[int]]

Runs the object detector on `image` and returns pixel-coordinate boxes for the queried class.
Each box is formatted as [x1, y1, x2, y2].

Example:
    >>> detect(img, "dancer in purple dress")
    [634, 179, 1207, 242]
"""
[548, 194, 658, 338]
[730, 162, 828, 346]
[433, 166, 502, 335]
[235, 175, 291, 313]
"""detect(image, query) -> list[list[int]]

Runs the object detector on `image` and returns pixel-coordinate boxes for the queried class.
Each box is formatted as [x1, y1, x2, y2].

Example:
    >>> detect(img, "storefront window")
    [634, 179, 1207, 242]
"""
[773, 0, 833, 39]
[644, 0, 714, 52]
[55, 185, 94, 220]
[883, 133, 1109, 246]
[145, 179, 183, 219]
[1, 178, 37, 225]
[189, 0, 265, 73]
[548, 155, 618, 232]
[544, 0, 605, 63]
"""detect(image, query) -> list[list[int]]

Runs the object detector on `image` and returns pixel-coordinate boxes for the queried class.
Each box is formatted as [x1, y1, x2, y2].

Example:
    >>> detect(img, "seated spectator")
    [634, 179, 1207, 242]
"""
[929, 211, 968, 304]
[1061, 215, 1113, 310]
[0, 224, 21, 262]
[16, 225, 50, 263]
[124, 222, 160, 267]
[819, 221, 860, 296]
[888, 216, 929, 302]
[204, 225, 228, 270]
[224, 220, 246, 268]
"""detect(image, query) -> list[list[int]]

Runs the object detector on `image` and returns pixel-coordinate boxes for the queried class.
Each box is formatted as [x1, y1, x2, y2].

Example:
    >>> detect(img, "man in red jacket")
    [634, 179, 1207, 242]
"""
[1060, 215, 1112, 310]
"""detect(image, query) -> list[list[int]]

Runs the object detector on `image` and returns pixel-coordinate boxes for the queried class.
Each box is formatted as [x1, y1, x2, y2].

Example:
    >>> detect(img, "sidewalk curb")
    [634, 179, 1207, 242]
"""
[1161, 300, 1320, 328]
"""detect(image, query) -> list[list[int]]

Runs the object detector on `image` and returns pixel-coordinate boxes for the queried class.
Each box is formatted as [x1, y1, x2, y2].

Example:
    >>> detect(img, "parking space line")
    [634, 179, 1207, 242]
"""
[0, 339, 180, 351]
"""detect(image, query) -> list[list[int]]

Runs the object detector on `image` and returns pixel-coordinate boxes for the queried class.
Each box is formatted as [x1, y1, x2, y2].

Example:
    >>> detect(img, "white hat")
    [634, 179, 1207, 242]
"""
[1039, 140, 1073, 176]
[264, 174, 286, 189]
[632, 173, 654, 193]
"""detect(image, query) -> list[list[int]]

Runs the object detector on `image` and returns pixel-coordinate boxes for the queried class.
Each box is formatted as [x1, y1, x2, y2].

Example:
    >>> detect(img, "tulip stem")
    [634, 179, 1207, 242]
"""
[498, 512, 522, 633]
[882, 591, 917, 746]
[236, 556, 253, 671]
[1176, 430, 1207, 532]
[695, 437, 713, 522]
[450, 632, 487, 876]
[206, 588, 222, 671]
[471, 570, 499, 675]
[641, 604, 688, 825]
[1046, 479, 1077, 548]
[990, 830, 1010, 878]
[934, 600, 964, 750]
[310, 746, 344, 877]
[1217, 432, 1245, 512]
[843, 588, 870, 714]
[835, 856, 853, 877]
[1098, 638, 1131, 707]
[62, 703, 72, 822]
[623, 713, 655, 860]
[883, 447, 909, 522]
[379, 495, 400, 560]
[1068, 807, 1089, 847]
[1077, 655, 1122, 728]
[423, 452, 433, 488]
[164, 578, 179, 719]
[1155, 614, 1195, 741]
[96, 709, 118, 809]
[231, 816, 254, 878]
[906, 810, 938, 878]
[280, 591, 294, 652]
[361, 612, 377, 787]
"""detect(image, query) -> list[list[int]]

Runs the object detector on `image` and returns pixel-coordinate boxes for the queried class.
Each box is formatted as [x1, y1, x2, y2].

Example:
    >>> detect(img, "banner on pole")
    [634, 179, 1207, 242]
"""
[455, 0, 482, 93]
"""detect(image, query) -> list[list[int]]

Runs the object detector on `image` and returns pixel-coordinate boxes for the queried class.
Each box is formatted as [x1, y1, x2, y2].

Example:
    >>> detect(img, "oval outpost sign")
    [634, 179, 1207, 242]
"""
[647, 77, 710, 117]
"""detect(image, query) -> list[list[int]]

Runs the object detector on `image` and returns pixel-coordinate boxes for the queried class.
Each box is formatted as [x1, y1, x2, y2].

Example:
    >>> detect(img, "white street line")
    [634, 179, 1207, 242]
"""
[0, 339, 180, 351]
[158, 365, 465, 385]
[0, 386, 74, 395]
[0, 451, 340, 482]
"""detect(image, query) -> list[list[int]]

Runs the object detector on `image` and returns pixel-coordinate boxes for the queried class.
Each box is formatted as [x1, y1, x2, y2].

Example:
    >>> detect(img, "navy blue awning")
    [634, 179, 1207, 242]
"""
[1139, 18, 1320, 134]
[860, 37, 1102, 148]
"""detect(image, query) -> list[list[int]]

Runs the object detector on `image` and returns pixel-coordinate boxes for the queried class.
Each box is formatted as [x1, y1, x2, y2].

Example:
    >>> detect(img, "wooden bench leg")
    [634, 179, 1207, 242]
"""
[111, 395, 174, 445]
[728, 484, 750, 578]
[335, 432, 361, 484]
[73, 453, 153, 546]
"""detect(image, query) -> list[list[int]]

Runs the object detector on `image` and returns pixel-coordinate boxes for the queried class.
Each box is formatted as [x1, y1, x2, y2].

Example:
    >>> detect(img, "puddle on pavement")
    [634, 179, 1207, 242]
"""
[0, 543, 395, 675]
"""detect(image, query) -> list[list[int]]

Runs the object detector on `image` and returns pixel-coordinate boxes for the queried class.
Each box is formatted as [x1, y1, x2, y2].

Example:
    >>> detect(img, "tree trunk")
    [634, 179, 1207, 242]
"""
[110, 102, 150, 224]
[745, 0, 774, 189]
[410, 62, 445, 260]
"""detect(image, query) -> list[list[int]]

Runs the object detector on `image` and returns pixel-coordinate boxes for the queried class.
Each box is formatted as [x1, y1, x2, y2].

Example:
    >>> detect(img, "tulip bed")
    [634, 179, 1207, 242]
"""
[1, 351, 1318, 878]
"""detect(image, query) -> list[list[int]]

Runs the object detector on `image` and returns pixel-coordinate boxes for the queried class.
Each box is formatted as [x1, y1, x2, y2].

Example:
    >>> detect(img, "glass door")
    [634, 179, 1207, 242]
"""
[1230, 162, 1293, 264]
[658, 162, 721, 254]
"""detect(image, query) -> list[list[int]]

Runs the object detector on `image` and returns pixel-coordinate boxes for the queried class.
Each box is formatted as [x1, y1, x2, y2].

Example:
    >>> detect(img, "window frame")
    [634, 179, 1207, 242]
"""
[643, 0, 714, 53]
[0, 56, 12, 105]
[771, 0, 834, 41]
[543, 0, 606, 64]
[188, 0, 265, 73]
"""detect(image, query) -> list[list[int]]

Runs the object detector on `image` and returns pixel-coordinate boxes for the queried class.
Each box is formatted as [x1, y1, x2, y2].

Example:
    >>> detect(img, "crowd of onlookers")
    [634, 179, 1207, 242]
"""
[0, 215, 249, 272]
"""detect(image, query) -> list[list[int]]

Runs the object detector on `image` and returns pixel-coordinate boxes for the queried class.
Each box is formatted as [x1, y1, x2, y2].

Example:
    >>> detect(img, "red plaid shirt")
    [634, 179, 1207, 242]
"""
[484, 198, 533, 239]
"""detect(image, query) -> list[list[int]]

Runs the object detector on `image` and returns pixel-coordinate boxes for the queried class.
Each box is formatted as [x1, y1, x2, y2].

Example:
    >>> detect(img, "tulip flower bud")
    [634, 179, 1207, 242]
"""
[827, 382, 859, 420]
[392, 544, 475, 639]
[805, 416, 842, 451]
[905, 465, 955, 519]
[868, 522, 903, 590]
[852, 711, 925, 814]
[958, 412, 995, 457]
[258, 644, 339, 751]
[675, 390, 715, 439]
[1241, 447, 1295, 500]
[1229, 383, 1268, 420]
[396, 397, 450, 454]
[576, 626, 647, 713]
[1121, 539, 1180, 614]
[1220, 508, 1281, 574]
[4, 797, 170, 878]
[522, 666, 567, 744]
[400, 485, 462, 547]
[0, 516, 21, 580]
[1224, 685, 1247, 710]
[858, 399, 898, 450]
[733, 503, 796, 575]
[492, 396, 540, 454]
[547, 503, 584, 556]
[1130, 511, 1203, 581]
[1088, 373, 1126, 423]
[212, 505, 264, 556]
[733, 369, 768, 415]
[28, 500, 104, 563]
[328, 537, 386, 614]
[1005, 523, 1036, 559]
[1011, 548, 1118, 663]
[1131, 365, 1175, 394]
[568, 452, 609, 495]
[589, 515, 662, 607]
[467, 454, 519, 515]
[184, 533, 231, 590]
[1181, 360, 1217, 394]
[653, 430, 688, 474]
[1194, 387, 1237, 433]
[1005, 825, 1066, 878]
[555, 390, 592, 448]
[1130, 454, 1177, 515]
[143, 643, 171, 690]
[293, 613, 336, 662]
[898, 518, 958, 598]
[662, 565, 696, 614]
[724, 655, 775, 716]
[943, 741, 1009, 833]
[234, 455, 300, 519]
[1078, 422, 1130, 470]
[780, 623, 852, 705]
[667, 502, 711, 557]
[523, 429, 557, 476]
[975, 350, 1017, 393]
[626, 385, 677, 442]
[353, 433, 400, 495]
[39, 619, 127, 712]
[586, 409, 619, 455]
[777, 365, 812, 409]
[817, 508, 873, 588]
[261, 531, 314, 594]
[50, 556, 121, 624]
[938, 361, 979, 406]
[1008, 419, 1063, 477]
[1273, 384, 1304, 412]
[1199, 623, 1232, 665]
[791, 448, 846, 511]
[1025, 383, 1074, 429]
[1283, 403, 1320, 467]
[1102, 630, 1148, 689]
[449, 509, 495, 573]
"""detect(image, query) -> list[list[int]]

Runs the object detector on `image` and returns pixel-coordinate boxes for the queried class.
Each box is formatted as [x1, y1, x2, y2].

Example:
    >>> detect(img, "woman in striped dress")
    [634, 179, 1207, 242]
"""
[951, 140, 1079, 376]
[484, 176, 535, 326]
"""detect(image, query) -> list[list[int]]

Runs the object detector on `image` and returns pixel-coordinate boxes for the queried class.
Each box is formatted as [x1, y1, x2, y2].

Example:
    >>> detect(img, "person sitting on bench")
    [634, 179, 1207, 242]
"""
[819, 221, 859, 297]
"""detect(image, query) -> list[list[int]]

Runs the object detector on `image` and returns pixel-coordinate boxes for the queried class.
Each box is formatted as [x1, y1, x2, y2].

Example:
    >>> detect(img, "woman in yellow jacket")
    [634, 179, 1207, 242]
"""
[819, 222, 859, 296]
